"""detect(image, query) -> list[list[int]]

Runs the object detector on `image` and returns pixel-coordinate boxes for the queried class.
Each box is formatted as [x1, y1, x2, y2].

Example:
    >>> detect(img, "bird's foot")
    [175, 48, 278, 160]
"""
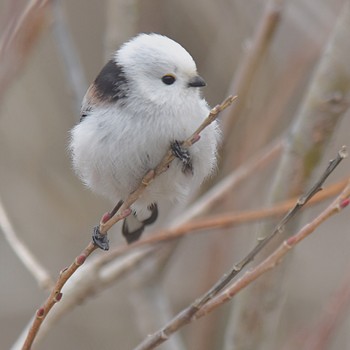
[92, 226, 110, 251]
[171, 140, 193, 175]
[122, 203, 158, 244]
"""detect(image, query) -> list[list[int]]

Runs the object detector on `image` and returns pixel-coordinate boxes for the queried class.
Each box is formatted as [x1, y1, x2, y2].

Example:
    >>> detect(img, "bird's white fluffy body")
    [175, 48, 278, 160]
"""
[70, 34, 220, 219]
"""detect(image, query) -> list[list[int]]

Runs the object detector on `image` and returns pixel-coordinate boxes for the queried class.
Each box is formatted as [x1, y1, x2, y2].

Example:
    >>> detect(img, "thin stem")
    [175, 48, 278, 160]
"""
[21, 242, 97, 350]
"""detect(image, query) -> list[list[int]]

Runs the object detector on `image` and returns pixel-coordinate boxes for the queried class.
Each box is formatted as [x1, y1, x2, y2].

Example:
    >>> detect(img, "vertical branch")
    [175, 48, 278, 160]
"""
[222, 0, 284, 145]
[128, 247, 187, 350]
[224, 3, 350, 350]
[52, 0, 88, 113]
[104, 0, 139, 59]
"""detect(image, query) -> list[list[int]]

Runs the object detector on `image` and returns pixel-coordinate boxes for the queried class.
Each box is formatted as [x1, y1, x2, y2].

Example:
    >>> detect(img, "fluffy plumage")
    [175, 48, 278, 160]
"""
[70, 33, 220, 244]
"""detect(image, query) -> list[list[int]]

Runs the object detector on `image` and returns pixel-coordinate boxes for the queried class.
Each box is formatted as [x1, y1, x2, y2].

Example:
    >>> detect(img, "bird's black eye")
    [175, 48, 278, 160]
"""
[162, 74, 176, 85]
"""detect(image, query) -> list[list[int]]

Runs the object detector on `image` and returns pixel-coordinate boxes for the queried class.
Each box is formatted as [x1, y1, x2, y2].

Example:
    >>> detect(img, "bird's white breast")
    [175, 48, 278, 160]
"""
[70, 96, 219, 214]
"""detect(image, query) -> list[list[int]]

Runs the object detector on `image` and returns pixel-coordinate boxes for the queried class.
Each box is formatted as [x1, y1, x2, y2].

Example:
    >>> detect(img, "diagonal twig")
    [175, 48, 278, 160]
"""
[133, 146, 348, 350]
[196, 179, 350, 319]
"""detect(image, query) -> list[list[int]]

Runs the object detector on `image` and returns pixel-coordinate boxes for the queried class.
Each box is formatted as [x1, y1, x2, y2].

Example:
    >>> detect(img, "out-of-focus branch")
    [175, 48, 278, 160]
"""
[0, 0, 52, 101]
[104, 0, 139, 58]
[282, 261, 350, 350]
[225, 3, 350, 349]
[305, 273, 350, 350]
[10, 247, 156, 350]
[222, 0, 284, 144]
[0, 196, 53, 290]
[127, 248, 187, 350]
[52, 0, 88, 113]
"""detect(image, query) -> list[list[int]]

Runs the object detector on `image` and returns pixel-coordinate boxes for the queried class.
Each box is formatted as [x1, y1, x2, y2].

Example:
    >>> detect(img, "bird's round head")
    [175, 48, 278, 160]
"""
[114, 33, 206, 106]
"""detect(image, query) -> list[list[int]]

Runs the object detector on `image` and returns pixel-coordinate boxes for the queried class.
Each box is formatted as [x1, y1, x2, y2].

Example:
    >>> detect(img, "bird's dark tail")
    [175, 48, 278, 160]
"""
[122, 203, 158, 244]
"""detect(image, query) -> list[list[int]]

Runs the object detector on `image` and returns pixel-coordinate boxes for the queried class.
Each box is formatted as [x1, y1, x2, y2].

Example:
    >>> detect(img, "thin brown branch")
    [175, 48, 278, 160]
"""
[21, 95, 236, 350]
[52, 1, 88, 112]
[21, 242, 96, 350]
[132, 147, 347, 350]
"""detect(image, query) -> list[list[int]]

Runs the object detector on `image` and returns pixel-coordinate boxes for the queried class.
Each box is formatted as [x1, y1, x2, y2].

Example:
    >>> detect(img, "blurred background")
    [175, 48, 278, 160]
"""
[1, 0, 350, 349]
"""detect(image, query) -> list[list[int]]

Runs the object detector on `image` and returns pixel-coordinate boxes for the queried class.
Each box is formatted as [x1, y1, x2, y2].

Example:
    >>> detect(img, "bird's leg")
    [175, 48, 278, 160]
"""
[142, 203, 158, 225]
[171, 140, 193, 175]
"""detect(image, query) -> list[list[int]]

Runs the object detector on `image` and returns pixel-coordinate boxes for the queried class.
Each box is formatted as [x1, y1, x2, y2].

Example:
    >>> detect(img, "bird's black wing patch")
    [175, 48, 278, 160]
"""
[94, 60, 129, 102]
[79, 60, 128, 122]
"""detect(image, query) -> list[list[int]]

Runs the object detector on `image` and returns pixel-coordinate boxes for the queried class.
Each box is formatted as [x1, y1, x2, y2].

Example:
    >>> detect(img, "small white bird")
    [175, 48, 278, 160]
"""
[70, 33, 219, 249]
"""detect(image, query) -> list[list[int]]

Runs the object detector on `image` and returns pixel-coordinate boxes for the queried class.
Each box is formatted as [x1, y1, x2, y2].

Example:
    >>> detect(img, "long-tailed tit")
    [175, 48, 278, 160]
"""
[70, 33, 220, 249]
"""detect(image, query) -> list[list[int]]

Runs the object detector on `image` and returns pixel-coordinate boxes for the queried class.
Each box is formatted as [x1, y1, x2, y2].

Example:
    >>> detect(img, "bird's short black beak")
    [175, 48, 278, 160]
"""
[188, 75, 206, 88]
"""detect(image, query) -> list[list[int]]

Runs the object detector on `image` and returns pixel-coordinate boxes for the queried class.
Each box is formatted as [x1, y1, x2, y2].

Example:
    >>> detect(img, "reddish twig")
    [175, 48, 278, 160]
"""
[21, 242, 96, 350]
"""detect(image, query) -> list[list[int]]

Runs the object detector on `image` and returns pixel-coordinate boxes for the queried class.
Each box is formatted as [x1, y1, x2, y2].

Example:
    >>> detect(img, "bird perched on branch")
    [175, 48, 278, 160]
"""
[70, 33, 220, 249]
